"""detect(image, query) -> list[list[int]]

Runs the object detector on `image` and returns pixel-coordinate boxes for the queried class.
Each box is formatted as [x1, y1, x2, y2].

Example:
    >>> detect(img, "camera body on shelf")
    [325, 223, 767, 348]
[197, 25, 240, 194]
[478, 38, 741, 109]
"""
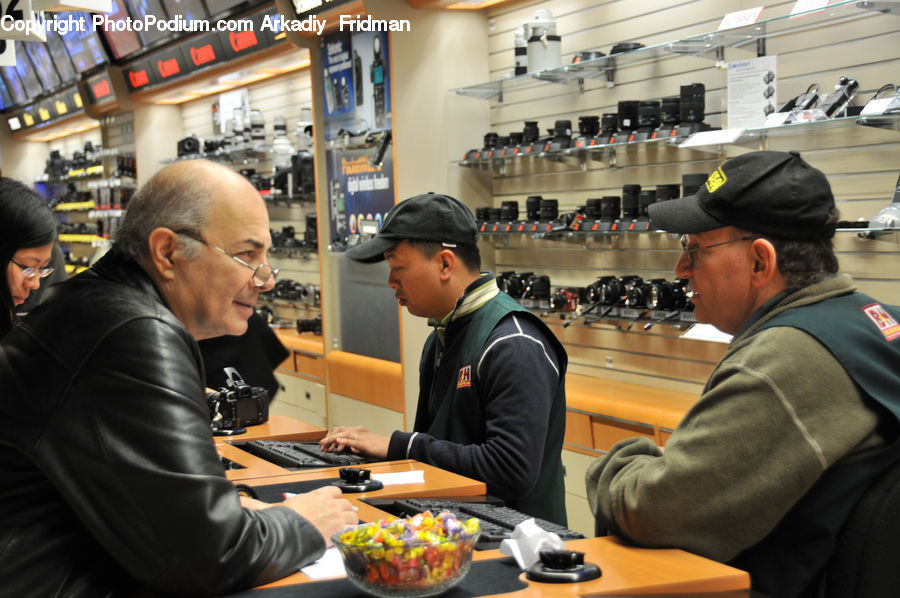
[207, 368, 269, 434]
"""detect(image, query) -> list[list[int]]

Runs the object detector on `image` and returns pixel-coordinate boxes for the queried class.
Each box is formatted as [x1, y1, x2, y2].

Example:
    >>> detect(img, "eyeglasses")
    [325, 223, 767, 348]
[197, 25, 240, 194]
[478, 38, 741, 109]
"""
[10, 259, 54, 279]
[175, 230, 279, 288]
[679, 234, 756, 269]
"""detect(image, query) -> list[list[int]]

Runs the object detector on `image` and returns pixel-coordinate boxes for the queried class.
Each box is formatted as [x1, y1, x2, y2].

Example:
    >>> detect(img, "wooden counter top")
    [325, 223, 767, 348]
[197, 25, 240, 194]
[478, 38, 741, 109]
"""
[274, 329, 325, 356]
[566, 373, 698, 430]
[256, 530, 749, 595]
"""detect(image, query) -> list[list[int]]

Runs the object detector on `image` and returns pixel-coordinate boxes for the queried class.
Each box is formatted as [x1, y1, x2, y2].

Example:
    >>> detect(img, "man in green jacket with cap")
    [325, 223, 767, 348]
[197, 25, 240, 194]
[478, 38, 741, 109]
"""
[586, 150, 900, 597]
[321, 193, 568, 526]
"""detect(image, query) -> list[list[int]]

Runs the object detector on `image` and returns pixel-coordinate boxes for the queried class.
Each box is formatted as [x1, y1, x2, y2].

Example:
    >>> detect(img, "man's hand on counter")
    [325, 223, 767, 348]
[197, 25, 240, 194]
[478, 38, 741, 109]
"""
[319, 425, 390, 460]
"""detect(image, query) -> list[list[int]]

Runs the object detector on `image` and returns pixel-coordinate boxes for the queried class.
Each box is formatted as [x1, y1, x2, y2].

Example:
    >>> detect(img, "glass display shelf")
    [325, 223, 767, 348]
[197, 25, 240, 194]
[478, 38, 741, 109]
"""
[451, 0, 898, 103]
[457, 134, 687, 175]
[677, 113, 900, 153]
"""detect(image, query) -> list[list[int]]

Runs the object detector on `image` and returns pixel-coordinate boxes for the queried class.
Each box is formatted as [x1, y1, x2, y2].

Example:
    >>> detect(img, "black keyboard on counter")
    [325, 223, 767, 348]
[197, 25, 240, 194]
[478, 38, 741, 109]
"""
[232, 440, 375, 469]
[367, 497, 584, 550]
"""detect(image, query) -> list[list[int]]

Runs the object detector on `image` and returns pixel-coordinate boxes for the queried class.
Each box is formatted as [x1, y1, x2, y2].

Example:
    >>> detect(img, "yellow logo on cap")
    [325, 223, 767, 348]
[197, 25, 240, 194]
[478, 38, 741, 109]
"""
[705, 167, 727, 194]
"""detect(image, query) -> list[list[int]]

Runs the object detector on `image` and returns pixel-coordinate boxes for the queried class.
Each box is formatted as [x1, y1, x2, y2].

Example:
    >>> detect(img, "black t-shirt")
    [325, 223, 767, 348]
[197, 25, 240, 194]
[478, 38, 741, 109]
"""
[198, 312, 289, 400]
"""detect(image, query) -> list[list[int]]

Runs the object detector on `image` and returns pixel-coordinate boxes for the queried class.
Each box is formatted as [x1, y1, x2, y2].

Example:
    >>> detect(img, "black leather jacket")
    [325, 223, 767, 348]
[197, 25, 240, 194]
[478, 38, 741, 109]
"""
[0, 248, 324, 597]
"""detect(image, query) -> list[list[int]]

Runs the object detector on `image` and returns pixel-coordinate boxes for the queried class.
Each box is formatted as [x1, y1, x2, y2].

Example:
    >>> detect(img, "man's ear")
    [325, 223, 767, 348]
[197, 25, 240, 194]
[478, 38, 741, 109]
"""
[437, 248, 456, 281]
[749, 238, 778, 288]
[147, 227, 182, 281]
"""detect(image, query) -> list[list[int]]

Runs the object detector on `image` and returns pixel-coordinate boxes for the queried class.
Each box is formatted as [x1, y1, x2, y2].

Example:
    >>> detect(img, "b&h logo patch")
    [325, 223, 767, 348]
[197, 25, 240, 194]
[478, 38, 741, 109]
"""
[457, 365, 472, 389]
[862, 303, 900, 342]
[705, 167, 727, 194]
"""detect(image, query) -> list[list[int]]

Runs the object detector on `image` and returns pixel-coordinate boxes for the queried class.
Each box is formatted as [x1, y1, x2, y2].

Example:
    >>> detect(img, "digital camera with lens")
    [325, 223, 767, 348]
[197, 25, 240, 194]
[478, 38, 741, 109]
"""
[207, 367, 269, 435]
[550, 287, 585, 312]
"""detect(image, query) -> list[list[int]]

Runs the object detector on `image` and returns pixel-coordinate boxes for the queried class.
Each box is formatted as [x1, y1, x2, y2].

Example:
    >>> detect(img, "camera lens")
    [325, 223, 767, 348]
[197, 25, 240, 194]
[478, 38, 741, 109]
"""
[655, 184, 680, 202]
[483, 132, 499, 149]
[600, 277, 625, 305]
[539, 198, 559, 221]
[553, 120, 572, 139]
[600, 196, 621, 220]
[578, 115, 600, 136]
[526, 195, 543, 220]
[508, 132, 524, 146]
[475, 207, 491, 221]
[621, 184, 641, 218]
[525, 275, 551, 299]
[626, 280, 652, 308]
[646, 278, 673, 310]
[488, 208, 502, 221]
[660, 96, 681, 124]
[497, 135, 510, 148]
[600, 113, 618, 135]
[681, 173, 708, 197]
[680, 83, 706, 123]
[637, 100, 661, 130]
[584, 198, 603, 218]
[638, 190, 656, 216]
[523, 121, 540, 142]
[617, 101, 640, 131]
[506, 272, 530, 296]
[500, 200, 519, 221]
[496, 271, 515, 293]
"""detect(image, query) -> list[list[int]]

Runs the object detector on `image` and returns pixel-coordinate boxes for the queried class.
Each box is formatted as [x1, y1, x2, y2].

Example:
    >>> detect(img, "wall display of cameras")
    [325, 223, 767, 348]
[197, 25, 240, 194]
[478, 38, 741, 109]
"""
[461, 84, 712, 172]
[262, 279, 321, 308]
[41, 142, 137, 183]
[496, 270, 696, 330]
[476, 173, 706, 239]
[270, 216, 318, 257]
[173, 108, 315, 204]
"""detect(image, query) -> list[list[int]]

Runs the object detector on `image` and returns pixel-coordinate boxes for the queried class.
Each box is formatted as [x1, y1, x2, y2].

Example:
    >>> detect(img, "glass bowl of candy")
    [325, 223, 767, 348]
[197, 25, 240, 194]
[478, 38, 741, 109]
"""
[332, 510, 481, 598]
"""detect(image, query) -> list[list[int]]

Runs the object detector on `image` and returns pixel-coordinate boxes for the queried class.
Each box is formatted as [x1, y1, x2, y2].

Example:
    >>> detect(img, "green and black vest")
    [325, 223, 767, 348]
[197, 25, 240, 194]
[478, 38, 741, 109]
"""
[729, 292, 900, 598]
[416, 292, 568, 525]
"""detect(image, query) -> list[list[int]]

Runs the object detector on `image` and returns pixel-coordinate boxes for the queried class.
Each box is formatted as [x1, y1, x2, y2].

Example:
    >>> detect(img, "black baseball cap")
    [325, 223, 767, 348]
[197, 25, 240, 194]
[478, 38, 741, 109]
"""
[345, 193, 478, 263]
[648, 150, 837, 240]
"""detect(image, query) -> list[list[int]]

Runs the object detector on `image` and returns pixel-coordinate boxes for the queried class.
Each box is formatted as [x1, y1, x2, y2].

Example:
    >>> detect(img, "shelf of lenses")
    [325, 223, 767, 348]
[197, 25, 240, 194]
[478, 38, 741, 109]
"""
[476, 175, 705, 245]
[451, 0, 898, 103]
[497, 271, 696, 332]
[458, 83, 713, 175]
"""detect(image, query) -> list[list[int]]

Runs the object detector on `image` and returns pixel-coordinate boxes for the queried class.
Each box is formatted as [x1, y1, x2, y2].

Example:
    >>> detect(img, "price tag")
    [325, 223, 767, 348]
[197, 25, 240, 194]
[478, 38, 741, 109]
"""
[0, 35, 14, 66]
[861, 97, 895, 116]
[679, 128, 747, 148]
[718, 6, 764, 31]
[0, 0, 47, 41]
[763, 111, 791, 127]
[790, 0, 829, 16]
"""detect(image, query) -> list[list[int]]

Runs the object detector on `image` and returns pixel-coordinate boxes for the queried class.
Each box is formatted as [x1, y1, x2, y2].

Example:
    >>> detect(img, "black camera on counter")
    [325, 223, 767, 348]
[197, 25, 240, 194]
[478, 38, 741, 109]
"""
[177, 134, 201, 157]
[207, 367, 269, 435]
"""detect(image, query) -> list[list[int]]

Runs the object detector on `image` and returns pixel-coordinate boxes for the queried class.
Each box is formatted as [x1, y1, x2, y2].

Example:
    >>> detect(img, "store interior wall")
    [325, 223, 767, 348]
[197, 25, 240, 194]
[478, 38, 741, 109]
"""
[467, 0, 900, 394]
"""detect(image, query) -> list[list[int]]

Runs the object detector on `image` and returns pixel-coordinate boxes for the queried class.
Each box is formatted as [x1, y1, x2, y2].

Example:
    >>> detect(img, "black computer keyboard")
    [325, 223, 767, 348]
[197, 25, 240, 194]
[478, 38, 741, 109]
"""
[234, 440, 375, 469]
[385, 498, 583, 549]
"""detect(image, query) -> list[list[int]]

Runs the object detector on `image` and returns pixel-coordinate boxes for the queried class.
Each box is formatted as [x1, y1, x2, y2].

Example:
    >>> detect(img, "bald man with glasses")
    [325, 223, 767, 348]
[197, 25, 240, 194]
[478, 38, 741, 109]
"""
[0, 159, 357, 597]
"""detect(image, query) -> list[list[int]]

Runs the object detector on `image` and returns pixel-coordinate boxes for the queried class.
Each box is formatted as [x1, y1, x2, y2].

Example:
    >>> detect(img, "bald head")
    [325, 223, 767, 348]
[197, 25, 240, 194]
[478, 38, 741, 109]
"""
[115, 159, 260, 263]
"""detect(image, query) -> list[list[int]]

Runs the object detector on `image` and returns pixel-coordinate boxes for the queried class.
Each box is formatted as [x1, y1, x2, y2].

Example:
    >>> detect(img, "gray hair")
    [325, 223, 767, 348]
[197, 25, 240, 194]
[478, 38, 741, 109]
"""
[115, 159, 221, 262]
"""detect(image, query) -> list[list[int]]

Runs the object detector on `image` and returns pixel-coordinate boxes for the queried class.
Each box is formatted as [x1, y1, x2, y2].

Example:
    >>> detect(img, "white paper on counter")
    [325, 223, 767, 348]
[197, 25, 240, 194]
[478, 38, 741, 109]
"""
[372, 470, 425, 485]
[300, 546, 346, 579]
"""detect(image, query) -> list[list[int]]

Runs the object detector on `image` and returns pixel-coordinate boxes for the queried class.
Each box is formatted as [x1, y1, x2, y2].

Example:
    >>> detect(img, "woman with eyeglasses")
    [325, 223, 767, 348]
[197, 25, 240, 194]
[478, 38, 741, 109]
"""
[1, 177, 57, 338]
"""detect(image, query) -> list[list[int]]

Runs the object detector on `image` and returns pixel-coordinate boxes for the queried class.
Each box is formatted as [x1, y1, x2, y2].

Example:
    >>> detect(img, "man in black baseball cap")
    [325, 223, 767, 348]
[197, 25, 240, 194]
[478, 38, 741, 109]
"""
[344, 193, 478, 263]
[322, 192, 569, 525]
[586, 150, 900, 597]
